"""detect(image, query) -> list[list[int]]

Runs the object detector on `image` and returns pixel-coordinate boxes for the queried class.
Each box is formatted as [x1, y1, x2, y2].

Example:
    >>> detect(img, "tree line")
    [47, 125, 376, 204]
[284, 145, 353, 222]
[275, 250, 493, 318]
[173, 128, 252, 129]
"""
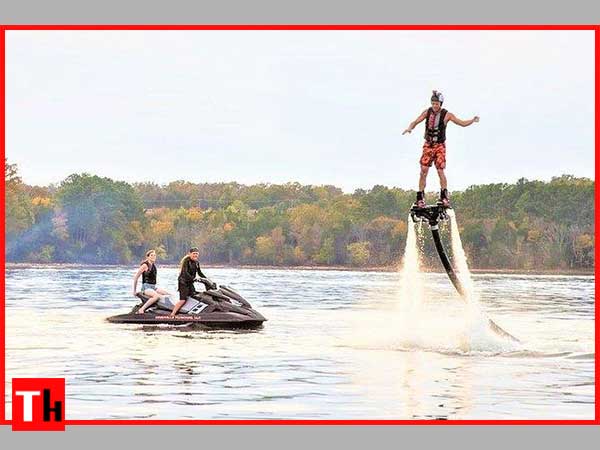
[5, 160, 595, 270]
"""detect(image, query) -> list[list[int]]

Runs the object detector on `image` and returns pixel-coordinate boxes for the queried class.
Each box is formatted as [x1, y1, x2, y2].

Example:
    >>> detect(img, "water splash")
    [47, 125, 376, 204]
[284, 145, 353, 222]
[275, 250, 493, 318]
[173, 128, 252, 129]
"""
[375, 211, 522, 354]
[448, 209, 476, 298]
[399, 214, 424, 310]
[447, 209, 521, 347]
[446, 208, 488, 331]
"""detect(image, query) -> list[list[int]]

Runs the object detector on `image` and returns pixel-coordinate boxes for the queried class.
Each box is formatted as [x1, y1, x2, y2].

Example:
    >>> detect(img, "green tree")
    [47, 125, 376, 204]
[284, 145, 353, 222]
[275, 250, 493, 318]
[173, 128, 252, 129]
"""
[5, 160, 33, 237]
[5, 171, 595, 270]
[347, 241, 371, 266]
[56, 174, 145, 263]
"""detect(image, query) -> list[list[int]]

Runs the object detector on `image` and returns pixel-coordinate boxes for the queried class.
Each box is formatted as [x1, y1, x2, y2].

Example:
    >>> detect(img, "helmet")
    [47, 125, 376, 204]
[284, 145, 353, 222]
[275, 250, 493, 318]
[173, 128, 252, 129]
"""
[431, 90, 444, 104]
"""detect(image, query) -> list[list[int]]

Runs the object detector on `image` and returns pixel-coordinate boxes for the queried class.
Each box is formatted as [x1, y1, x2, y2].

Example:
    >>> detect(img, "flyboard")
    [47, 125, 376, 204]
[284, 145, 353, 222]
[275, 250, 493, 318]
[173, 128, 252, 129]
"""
[410, 203, 520, 342]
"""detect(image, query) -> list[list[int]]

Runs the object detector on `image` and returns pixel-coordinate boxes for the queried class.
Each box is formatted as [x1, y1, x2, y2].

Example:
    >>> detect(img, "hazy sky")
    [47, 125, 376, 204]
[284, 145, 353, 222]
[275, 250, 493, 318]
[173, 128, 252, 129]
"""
[6, 30, 594, 192]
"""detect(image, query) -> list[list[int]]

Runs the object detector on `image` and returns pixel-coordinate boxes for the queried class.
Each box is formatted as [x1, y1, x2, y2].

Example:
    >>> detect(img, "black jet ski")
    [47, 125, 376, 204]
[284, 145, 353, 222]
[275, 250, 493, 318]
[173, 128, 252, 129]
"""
[107, 278, 267, 328]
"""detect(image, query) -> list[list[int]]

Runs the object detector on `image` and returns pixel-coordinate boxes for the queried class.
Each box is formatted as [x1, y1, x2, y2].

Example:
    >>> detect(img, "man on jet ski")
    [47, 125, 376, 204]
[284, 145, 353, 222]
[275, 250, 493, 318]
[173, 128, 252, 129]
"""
[170, 247, 212, 318]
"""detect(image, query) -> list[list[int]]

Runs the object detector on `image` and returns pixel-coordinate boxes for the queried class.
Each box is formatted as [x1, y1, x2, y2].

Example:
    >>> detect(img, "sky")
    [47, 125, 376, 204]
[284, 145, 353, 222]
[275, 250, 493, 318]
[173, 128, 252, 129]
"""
[5, 30, 595, 192]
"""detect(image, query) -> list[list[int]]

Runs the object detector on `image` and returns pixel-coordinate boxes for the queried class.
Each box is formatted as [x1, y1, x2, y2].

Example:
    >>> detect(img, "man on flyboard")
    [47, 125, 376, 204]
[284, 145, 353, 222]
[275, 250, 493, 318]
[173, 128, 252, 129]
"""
[403, 90, 480, 208]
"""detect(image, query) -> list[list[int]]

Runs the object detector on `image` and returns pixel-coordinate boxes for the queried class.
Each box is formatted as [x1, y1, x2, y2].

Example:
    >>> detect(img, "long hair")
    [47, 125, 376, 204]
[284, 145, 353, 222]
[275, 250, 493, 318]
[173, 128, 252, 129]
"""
[141, 249, 155, 265]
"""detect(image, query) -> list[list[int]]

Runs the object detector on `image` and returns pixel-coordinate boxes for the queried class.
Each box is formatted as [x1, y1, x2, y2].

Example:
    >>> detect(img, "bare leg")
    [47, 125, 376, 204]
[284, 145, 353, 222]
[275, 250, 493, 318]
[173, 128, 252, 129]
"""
[437, 168, 447, 190]
[138, 289, 160, 314]
[139, 287, 172, 314]
[170, 300, 186, 318]
[419, 165, 430, 191]
[154, 287, 171, 296]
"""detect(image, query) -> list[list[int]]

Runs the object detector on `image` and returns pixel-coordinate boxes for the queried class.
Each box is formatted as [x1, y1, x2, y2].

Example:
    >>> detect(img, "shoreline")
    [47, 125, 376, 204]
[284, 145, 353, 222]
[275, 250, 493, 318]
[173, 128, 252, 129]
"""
[4, 262, 594, 276]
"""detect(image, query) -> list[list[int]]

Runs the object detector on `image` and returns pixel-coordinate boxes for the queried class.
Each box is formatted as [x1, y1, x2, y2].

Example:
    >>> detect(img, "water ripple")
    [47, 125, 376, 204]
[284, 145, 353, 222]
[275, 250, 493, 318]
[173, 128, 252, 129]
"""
[4, 267, 594, 420]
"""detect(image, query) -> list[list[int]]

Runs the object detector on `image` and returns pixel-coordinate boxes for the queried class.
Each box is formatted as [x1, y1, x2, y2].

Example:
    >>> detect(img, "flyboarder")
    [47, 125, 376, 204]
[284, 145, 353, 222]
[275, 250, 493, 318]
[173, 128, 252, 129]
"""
[403, 90, 479, 208]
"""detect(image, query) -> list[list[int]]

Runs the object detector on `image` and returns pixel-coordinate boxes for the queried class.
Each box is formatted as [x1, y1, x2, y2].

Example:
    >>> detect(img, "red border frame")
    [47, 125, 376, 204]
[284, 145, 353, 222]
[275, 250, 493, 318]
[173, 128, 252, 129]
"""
[0, 24, 598, 427]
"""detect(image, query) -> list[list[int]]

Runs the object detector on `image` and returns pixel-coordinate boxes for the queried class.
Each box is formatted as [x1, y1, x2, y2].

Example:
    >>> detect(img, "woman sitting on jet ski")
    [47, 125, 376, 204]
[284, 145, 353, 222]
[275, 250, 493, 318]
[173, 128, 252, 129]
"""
[132, 249, 172, 314]
[170, 247, 209, 318]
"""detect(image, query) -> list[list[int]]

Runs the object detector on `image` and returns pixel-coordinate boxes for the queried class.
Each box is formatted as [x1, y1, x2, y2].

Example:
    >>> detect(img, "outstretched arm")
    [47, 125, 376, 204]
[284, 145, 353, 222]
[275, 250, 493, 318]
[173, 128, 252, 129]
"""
[403, 109, 428, 135]
[447, 112, 480, 127]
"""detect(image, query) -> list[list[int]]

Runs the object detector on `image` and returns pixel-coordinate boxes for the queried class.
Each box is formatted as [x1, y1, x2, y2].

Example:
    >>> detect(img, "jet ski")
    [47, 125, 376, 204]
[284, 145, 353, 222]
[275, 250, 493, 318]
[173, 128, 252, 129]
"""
[107, 278, 267, 328]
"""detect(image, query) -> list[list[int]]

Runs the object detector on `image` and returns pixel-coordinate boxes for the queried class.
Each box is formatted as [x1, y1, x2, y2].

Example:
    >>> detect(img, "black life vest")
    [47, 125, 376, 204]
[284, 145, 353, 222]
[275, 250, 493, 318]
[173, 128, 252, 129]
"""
[141, 261, 157, 284]
[424, 107, 448, 144]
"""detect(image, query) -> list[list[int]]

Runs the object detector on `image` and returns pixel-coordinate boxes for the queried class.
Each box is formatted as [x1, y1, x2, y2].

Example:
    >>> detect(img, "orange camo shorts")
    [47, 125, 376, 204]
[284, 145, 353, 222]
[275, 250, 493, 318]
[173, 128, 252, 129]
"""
[419, 142, 446, 169]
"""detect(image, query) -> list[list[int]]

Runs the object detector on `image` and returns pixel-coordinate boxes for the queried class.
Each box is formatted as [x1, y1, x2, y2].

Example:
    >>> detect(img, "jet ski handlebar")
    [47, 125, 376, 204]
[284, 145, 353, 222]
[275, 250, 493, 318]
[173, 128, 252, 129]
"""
[195, 277, 218, 290]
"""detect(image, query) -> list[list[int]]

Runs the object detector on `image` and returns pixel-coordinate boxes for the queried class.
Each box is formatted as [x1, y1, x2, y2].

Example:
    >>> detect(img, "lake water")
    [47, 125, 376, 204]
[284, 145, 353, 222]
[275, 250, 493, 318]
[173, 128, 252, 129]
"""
[4, 266, 595, 420]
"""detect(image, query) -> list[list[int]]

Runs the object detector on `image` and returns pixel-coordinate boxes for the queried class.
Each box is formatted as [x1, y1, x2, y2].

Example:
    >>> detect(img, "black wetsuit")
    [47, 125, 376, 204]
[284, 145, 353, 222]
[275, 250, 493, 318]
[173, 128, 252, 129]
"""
[178, 256, 207, 300]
